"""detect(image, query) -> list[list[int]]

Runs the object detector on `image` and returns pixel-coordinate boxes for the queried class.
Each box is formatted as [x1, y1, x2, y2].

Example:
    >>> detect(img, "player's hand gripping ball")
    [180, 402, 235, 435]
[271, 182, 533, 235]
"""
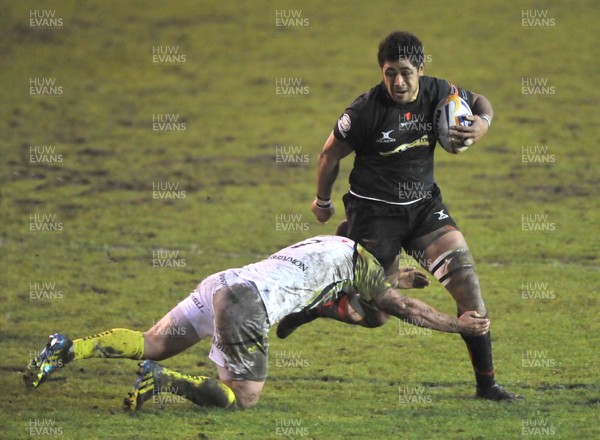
[434, 94, 473, 154]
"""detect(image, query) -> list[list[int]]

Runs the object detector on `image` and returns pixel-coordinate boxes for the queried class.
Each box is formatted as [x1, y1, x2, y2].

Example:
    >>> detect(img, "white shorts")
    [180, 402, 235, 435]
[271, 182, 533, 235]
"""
[174, 271, 270, 381]
[175, 282, 214, 336]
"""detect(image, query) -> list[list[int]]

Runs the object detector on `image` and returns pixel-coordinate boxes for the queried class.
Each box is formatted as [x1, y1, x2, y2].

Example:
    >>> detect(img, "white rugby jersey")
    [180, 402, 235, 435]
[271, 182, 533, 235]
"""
[235, 235, 391, 325]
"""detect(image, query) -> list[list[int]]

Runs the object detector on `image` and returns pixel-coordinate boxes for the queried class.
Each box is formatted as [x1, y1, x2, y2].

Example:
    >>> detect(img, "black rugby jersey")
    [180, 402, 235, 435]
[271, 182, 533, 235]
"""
[333, 76, 473, 205]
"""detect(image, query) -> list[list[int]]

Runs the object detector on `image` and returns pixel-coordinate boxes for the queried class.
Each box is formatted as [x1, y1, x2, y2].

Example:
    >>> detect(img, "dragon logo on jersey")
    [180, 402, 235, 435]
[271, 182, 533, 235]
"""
[378, 134, 430, 156]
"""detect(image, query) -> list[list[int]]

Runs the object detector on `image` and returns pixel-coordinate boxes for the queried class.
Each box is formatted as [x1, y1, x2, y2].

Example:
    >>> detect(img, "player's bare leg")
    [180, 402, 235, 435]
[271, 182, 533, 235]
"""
[407, 225, 522, 401]
[141, 309, 201, 360]
[69, 308, 201, 364]
[25, 307, 238, 410]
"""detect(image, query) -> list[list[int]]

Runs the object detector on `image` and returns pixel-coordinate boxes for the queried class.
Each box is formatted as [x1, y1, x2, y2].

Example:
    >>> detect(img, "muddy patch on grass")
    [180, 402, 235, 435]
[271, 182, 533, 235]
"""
[78, 147, 110, 157]
[13, 199, 46, 207]
[528, 184, 591, 197]
[78, 284, 109, 295]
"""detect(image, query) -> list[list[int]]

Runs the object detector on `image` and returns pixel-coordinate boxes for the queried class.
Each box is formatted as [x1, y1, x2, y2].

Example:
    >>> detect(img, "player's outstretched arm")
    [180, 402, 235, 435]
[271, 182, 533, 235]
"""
[312, 133, 353, 223]
[372, 288, 489, 336]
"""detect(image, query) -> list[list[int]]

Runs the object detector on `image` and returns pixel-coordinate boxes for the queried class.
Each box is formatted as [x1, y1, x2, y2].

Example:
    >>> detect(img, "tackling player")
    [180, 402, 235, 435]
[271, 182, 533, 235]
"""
[24, 236, 489, 411]
[301, 31, 521, 400]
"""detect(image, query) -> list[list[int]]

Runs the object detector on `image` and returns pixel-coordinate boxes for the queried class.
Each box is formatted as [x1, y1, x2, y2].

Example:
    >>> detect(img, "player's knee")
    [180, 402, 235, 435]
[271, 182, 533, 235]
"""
[428, 248, 487, 312]
[233, 389, 261, 409]
[451, 269, 486, 314]
[428, 248, 475, 287]
[237, 395, 260, 409]
[451, 267, 481, 294]
[224, 379, 264, 409]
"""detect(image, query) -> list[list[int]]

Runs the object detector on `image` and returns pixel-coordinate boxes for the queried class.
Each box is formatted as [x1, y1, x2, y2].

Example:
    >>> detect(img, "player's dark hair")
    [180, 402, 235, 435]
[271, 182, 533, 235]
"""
[377, 31, 424, 68]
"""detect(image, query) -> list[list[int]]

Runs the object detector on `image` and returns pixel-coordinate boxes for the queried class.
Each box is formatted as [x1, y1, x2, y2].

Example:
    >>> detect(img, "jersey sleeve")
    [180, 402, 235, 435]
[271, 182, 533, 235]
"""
[351, 244, 392, 302]
[438, 79, 474, 107]
[332, 108, 362, 150]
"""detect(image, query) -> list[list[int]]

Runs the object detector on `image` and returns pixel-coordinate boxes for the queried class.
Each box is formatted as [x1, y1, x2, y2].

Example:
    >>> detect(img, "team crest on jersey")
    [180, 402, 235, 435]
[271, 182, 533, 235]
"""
[337, 113, 351, 138]
[399, 112, 412, 131]
[375, 130, 396, 143]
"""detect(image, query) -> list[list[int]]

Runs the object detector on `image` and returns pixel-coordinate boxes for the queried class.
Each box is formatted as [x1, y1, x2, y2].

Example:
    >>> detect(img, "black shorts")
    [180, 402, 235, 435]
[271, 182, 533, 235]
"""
[343, 185, 457, 268]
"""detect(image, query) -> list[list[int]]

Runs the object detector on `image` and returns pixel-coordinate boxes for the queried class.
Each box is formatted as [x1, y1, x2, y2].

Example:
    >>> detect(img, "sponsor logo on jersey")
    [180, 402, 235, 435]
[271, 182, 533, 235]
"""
[269, 254, 308, 272]
[337, 113, 351, 138]
[192, 295, 205, 311]
[434, 209, 449, 220]
[212, 336, 228, 353]
[375, 130, 396, 143]
[219, 272, 232, 290]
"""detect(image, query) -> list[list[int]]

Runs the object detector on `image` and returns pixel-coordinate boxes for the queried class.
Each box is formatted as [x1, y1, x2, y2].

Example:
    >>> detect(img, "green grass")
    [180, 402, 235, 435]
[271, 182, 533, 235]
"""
[1, 0, 599, 439]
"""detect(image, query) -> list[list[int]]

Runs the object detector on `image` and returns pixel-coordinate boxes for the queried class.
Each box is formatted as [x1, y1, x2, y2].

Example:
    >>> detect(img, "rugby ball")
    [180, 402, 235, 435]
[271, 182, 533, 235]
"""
[434, 94, 473, 154]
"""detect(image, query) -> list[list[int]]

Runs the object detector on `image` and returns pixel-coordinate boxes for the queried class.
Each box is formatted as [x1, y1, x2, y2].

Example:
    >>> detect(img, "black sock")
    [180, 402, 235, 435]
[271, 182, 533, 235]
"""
[461, 331, 495, 390]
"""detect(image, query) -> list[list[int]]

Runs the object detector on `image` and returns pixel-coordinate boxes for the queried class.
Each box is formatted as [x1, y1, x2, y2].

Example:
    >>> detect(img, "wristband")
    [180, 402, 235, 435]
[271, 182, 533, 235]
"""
[480, 114, 492, 128]
[315, 196, 332, 209]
